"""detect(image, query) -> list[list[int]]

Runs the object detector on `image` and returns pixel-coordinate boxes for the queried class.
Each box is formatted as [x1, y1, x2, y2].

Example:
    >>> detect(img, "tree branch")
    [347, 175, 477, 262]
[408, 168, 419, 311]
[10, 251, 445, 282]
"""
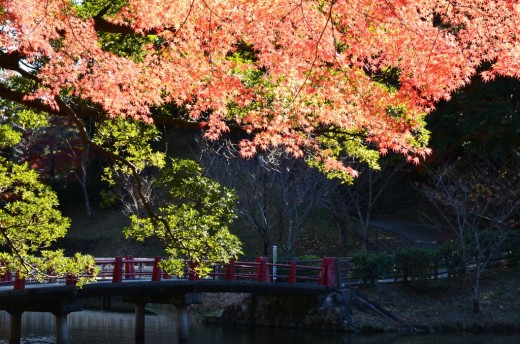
[0, 83, 59, 115]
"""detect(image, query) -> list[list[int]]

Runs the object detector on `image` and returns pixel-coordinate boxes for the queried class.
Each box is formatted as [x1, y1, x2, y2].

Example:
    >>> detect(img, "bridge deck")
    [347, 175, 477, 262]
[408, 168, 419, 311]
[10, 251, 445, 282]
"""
[0, 279, 336, 313]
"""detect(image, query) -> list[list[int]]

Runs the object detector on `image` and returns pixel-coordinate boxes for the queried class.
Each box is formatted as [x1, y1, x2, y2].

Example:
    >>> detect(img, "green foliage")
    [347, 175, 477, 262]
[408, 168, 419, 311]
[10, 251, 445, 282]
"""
[94, 117, 165, 183]
[0, 107, 48, 149]
[395, 247, 435, 281]
[306, 129, 382, 184]
[428, 76, 520, 161]
[99, 189, 118, 209]
[33, 250, 97, 287]
[73, 0, 165, 61]
[73, 0, 128, 18]
[0, 158, 95, 283]
[98, 32, 160, 63]
[350, 251, 395, 285]
[502, 230, 520, 267]
[437, 240, 464, 274]
[226, 54, 280, 121]
[0, 124, 22, 148]
[124, 158, 242, 276]
[371, 66, 401, 93]
[14, 109, 49, 129]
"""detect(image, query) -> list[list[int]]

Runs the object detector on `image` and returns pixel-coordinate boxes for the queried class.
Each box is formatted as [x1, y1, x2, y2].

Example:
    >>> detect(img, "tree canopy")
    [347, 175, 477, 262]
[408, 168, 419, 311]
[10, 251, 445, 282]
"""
[3, 0, 520, 175]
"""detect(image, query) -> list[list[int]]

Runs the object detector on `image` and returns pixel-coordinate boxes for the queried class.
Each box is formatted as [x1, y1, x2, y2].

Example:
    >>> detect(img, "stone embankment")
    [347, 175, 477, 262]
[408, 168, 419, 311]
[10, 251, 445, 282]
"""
[200, 292, 358, 332]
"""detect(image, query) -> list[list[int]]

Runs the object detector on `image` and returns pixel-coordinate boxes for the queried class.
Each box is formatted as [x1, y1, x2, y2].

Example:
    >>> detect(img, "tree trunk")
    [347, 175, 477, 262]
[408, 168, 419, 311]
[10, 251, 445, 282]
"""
[472, 262, 482, 313]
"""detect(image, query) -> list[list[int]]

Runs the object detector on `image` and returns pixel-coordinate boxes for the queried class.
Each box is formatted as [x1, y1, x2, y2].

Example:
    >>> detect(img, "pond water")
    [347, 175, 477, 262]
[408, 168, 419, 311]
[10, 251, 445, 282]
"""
[0, 309, 518, 344]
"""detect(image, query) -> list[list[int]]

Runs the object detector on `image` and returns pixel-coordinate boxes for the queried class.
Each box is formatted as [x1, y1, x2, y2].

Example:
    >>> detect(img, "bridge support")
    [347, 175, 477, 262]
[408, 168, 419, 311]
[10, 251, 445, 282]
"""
[9, 311, 22, 344]
[2, 293, 82, 344]
[53, 312, 70, 344]
[176, 306, 189, 341]
[134, 303, 146, 340]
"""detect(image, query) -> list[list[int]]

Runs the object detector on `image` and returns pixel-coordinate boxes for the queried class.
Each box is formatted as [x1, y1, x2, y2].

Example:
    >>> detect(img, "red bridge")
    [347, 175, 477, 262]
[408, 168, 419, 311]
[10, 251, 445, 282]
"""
[0, 256, 347, 344]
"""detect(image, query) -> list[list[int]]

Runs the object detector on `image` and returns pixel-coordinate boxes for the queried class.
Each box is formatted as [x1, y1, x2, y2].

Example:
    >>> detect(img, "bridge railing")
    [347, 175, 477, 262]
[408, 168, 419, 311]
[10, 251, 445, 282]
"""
[1, 256, 342, 289]
[207, 259, 323, 283]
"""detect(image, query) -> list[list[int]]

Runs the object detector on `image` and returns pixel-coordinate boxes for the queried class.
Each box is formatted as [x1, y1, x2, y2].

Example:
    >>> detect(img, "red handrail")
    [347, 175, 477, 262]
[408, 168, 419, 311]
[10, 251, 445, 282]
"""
[1, 256, 339, 289]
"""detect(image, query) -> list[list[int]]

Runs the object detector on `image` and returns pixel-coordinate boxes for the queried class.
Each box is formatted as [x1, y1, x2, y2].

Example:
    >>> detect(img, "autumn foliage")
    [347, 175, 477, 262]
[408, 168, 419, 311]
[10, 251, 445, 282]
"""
[2, 0, 520, 175]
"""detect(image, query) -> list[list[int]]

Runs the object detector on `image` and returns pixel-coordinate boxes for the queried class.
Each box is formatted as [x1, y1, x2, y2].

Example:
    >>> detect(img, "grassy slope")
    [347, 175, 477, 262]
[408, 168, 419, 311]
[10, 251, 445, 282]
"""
[352, 269, 520, 332]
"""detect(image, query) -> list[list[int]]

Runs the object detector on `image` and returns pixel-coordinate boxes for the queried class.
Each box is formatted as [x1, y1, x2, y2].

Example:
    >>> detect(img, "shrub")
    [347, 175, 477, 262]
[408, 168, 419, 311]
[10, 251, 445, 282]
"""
[437, 240, 464, 276]
[502, 230, 520, 267]
[395, 247, 435, 283]
[350, 251, 395, 285]
[99, 189, 118, 210]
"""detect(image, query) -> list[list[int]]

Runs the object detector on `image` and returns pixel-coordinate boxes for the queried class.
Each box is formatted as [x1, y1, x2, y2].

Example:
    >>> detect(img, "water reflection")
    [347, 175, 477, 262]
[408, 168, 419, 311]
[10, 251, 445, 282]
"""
[0, 310, 518, 344]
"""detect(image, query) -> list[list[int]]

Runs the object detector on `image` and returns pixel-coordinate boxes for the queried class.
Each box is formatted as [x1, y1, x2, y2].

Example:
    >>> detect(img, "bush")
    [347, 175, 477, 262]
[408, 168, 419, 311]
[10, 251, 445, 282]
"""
[437, 240, 464, 276]
[350, 251, 395, 285]
[502, 230, 520, 267]
[395, 247, 435, 282]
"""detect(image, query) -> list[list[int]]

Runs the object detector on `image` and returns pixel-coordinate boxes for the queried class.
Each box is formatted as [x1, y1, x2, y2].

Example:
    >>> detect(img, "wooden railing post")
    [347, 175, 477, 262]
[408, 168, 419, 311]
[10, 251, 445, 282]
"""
[226, 258, 235, 281]
[124, 255, 135, 279]
[189, 261, 200, 281]
[66, 273, 77, 286]
[152, 256, 162, 281]
[14, 271, 25, 290]
[318, 257, 337, 287]
[288, 261, 297, 283]
[112, 256, 123, 283]
[255, 257, 270, 282]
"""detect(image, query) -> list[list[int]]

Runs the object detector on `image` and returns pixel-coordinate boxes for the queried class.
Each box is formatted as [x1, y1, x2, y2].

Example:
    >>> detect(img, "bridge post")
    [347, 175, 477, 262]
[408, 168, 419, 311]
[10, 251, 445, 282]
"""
[14, 271, 25, 290]
[288, 261, 297, 283]
[125, 255, 136, 279]
[255, 257, 270, 282]
[53, 312, 70, 344]
[134, 303, 146, 340]
[318, 257, 337, 287]
[152, 256, 162, 282]
[176, 306, 189, 341]
[9, 311, 22, 344]
[188, 261, 199, 281]
[65, 273, 77, 286]
[226, 258, 235, 281]
[112, 256, 123, 283]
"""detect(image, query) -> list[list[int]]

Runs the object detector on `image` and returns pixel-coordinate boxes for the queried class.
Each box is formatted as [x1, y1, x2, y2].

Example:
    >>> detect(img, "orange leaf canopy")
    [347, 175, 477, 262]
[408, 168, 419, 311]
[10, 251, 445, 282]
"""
[1, 0, 519, 172]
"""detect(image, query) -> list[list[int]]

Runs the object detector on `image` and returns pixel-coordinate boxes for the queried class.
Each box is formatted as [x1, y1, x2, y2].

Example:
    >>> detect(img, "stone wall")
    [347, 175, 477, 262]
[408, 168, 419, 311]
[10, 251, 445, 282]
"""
[203, 293, 358, 332]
